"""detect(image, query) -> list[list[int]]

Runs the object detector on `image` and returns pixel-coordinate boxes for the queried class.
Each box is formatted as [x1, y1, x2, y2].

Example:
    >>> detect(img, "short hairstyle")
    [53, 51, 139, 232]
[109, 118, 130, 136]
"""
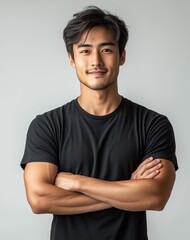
[63, 6, 129, 59]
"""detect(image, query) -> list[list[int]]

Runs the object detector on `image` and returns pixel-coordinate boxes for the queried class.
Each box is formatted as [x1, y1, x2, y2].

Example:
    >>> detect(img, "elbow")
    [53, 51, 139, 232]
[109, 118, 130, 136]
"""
[153, 201, 166, 211]
[28, 195, 49, 214]
[150, 195, 169, 211]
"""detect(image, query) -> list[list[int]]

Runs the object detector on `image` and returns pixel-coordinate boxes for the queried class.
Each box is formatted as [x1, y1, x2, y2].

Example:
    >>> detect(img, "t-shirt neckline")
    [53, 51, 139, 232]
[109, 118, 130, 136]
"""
[74, 96, 125, 120]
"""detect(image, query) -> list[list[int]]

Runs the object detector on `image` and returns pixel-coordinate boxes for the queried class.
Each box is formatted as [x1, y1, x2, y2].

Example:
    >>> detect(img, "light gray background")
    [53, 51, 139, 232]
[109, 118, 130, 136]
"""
[0, 0, 189, 239]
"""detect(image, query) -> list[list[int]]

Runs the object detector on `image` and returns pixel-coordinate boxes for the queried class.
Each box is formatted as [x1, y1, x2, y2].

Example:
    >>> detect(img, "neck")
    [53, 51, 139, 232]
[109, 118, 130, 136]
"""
[78, 83, 122, 116]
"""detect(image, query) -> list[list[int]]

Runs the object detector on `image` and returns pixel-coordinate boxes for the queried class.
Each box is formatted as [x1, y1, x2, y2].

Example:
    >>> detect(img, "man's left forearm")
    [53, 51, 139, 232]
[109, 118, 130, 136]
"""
[70, 175, 162, 211]
[55, 159, 175, 212]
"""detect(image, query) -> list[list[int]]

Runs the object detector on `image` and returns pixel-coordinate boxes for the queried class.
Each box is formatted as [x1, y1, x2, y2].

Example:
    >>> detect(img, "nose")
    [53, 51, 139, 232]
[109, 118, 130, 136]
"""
[91, 51, 103, 67]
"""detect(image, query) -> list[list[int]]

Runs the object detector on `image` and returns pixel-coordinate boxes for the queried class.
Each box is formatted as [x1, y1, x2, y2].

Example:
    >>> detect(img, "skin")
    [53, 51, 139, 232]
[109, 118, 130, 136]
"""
[24, 26, 176, 214]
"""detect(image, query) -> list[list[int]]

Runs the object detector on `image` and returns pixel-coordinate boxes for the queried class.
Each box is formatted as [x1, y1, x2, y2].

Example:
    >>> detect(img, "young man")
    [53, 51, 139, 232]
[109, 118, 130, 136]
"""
[21, 6, 178, 240]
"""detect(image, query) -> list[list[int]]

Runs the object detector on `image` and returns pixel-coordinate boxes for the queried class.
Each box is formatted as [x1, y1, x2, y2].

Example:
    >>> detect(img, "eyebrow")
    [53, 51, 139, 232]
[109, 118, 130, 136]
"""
[77, 42, 116, 48]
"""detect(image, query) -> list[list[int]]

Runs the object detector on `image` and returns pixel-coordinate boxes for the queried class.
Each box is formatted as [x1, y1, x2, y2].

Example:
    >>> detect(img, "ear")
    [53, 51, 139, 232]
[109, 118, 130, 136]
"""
[68, 53, 76, 68]
[119, 50, 126, 66]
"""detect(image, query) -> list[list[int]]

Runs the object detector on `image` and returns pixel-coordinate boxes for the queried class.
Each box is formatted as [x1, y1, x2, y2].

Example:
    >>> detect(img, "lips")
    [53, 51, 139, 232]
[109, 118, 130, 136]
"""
[86, 68, 108, 76]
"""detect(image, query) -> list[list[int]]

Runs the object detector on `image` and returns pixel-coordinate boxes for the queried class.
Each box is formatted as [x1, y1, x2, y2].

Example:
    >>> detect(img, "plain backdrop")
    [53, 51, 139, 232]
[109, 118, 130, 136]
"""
[0, 0, 189, 239]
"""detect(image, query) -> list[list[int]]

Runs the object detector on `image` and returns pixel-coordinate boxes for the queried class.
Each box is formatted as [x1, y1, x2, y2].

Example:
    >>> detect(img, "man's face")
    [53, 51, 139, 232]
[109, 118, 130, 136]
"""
[69, 26, 126, 91]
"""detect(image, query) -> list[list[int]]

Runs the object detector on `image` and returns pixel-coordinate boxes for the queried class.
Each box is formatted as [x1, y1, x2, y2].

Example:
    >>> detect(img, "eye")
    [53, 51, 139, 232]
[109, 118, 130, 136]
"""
[80, 49, 90, 55]
[102, 48, 112, 54]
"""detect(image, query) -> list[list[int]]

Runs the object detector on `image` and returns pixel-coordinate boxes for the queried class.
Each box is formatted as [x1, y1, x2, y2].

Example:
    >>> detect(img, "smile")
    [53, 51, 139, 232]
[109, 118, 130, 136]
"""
[86, 68, 108, 76]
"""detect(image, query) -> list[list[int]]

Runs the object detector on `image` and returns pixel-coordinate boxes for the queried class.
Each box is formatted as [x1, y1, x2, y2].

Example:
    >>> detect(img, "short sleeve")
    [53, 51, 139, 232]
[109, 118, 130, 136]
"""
[143, 114, 178, 171]
[21, 114, 59, 169]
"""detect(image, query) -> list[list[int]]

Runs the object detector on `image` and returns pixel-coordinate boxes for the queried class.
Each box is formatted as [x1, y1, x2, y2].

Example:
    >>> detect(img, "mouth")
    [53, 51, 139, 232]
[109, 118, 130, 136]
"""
[86, 68, 108, 77]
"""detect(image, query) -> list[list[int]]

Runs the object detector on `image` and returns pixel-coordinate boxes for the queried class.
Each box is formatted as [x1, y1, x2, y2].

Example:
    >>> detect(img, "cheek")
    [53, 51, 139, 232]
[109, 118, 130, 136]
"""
[106, 55, 120, 66]
[75, 58, 87, 71]
[74, 62, 87, 78]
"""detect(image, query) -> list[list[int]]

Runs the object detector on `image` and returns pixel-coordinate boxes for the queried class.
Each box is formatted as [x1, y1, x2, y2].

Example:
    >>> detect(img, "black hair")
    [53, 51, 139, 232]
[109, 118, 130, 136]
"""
[63, 6, 129, 59]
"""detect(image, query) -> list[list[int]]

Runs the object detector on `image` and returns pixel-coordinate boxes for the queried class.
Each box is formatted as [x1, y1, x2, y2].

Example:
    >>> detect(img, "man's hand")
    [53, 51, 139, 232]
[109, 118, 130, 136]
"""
[55, 172, 77, 191]
[131, 157, 162, 180]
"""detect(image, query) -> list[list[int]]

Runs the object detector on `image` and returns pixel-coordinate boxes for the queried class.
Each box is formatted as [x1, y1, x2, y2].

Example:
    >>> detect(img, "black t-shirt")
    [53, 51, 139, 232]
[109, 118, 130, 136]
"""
[21, 97, 178, 240]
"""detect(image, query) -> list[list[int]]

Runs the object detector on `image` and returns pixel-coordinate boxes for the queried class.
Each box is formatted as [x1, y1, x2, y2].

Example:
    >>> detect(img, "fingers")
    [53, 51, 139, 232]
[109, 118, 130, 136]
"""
[141, 165, 161, 179]
[131, 157, 162, 180]
[139, 158, 162, 175]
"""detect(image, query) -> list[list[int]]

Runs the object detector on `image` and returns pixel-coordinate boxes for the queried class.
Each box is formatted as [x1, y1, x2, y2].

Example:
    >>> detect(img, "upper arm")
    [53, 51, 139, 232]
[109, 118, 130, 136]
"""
[24, 162, 58, 206]
[154, 158, 176, 209]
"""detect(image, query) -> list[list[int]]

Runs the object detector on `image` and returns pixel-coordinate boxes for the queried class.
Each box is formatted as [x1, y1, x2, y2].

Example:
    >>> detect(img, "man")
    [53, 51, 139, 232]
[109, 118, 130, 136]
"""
[21, 6, 178, 240]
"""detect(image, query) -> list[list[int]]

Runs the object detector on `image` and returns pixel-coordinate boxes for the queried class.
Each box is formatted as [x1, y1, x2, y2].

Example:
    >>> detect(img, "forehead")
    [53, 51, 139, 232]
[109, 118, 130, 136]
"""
[76, 26, 117, 46]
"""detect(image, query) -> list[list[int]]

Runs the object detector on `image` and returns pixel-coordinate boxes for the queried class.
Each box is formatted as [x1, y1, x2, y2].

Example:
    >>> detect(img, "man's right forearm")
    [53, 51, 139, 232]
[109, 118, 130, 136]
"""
[27, 182, 111, 215]
[24, 162, 111, 215]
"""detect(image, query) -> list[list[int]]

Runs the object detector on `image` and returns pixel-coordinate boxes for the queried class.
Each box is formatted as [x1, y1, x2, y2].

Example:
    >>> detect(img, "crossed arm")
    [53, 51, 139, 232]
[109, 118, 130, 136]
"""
[24, 157, 175, 215]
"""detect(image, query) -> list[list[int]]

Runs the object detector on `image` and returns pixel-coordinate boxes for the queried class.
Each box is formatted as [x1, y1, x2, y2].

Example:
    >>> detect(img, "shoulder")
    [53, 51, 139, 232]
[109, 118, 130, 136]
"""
[26, 99, 77, 139]
[123, 98, 170, 126]
[31, 99, 76, 126]
[123, 98, 176, 147]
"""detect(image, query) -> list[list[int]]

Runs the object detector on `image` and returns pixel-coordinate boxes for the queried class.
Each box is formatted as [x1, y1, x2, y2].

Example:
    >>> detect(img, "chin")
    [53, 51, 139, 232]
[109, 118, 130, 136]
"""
[80, 80, 116, 91]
